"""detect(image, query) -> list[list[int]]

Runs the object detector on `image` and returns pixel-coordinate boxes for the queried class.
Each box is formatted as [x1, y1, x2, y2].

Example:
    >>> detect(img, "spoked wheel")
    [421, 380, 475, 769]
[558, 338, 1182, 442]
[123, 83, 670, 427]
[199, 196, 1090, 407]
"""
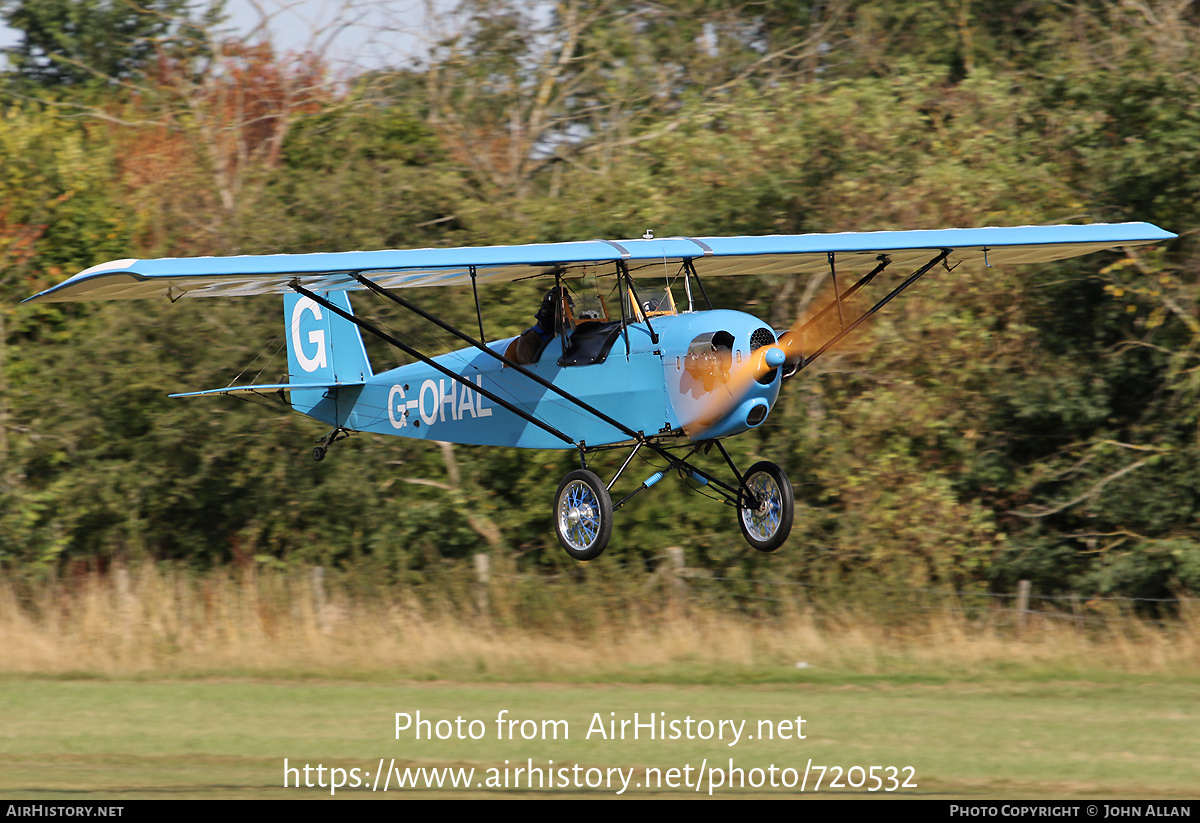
[554, 469, 613, 561]
[737, 461, 794, 553]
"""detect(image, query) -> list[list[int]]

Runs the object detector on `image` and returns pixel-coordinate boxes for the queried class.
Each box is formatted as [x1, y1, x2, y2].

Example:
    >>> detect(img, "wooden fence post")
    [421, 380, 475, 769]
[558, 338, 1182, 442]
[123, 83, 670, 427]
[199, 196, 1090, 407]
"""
[115, 566, 132, 627]
[311, 566, 330, 634]
[474, 553, 490, 615]
[1016, 579, 1031, 634]
[666, 547, 685, 605]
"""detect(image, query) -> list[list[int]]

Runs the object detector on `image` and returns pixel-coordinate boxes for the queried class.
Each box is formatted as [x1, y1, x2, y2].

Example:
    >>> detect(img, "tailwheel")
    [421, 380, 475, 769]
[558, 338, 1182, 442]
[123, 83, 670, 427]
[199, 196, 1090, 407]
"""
[737, 461, 794, 553]
[312, 427, 352, 461]
[554, 469, 613, 561]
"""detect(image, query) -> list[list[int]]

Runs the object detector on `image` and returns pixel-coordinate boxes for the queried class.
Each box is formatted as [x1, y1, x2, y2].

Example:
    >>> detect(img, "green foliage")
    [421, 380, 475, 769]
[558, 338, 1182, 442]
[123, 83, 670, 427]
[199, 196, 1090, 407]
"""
[237, 83, 460, 254]
[282, 96, 443, 173]
[0, 0, 220, 90]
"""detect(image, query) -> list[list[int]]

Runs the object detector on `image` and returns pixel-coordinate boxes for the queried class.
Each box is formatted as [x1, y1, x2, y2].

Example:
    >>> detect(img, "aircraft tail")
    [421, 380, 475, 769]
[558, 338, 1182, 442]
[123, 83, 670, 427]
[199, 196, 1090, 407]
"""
[284, 291, 372, 418]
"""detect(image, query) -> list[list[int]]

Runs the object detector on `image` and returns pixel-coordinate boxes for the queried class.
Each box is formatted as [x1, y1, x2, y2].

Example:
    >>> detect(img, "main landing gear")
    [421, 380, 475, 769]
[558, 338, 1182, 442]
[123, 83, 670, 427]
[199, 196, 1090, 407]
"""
[552, 442, 794, 561]
[737, 461, 794, 553]
[554, 470, 613, 561]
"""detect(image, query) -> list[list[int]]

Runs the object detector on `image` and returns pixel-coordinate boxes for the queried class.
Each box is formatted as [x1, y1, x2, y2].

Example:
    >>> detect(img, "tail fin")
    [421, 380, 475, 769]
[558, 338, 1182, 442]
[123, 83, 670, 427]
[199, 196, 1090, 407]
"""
[284, 291, 372, 417]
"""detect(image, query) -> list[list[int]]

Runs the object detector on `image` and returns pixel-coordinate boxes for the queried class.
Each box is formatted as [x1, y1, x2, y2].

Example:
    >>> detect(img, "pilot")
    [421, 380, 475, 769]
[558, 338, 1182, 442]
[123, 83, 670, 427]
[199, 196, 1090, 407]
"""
[506, 286, 573, 366]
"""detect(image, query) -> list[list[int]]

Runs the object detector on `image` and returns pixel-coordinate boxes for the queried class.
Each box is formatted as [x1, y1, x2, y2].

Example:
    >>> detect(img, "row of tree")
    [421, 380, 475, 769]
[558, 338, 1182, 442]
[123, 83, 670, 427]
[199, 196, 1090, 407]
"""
[2, 0, 1199, 602]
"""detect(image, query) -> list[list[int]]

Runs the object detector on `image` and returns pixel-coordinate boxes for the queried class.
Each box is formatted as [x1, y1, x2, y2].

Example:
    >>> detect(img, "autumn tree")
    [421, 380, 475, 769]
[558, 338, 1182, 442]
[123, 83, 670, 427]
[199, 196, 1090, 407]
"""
[420, 0, 848, 204]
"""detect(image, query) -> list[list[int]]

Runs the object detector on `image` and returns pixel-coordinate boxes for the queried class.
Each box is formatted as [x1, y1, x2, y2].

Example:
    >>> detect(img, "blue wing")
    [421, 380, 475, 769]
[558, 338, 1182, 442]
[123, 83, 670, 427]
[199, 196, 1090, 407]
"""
[24, 222, 1176, 304]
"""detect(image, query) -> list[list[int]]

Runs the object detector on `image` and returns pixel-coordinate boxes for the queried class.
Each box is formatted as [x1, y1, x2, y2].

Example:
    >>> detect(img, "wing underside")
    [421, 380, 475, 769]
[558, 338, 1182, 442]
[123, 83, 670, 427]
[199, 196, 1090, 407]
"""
[24, 223, 1176, 304]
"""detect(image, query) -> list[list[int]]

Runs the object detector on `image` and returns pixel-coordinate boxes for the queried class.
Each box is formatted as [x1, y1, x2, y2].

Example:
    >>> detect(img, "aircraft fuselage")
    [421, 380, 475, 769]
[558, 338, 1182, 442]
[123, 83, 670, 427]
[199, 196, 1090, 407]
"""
[300, 310, 782, 448]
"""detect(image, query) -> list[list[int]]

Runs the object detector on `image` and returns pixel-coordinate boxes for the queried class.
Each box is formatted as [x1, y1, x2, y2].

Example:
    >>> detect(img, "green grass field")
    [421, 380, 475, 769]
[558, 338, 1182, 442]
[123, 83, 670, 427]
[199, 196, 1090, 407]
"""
[2, 675, 1197, 799]
[2, 570, 1197, 799]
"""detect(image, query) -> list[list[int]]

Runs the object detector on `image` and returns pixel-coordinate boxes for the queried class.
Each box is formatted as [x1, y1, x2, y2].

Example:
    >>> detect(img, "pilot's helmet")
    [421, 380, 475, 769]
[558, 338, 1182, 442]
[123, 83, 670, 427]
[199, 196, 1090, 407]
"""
[542, 285, 573, 307]
[535, 286, 573, 328]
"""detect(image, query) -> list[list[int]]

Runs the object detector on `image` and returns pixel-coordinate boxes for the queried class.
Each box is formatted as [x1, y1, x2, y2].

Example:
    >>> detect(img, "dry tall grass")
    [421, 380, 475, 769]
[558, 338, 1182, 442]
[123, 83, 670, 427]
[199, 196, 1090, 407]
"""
[1, 565, 1196, 678]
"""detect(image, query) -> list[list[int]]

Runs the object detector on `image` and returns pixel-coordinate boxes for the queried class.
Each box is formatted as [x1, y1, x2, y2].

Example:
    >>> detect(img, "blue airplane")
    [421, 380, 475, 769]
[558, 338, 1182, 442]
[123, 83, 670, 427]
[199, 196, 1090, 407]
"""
[26, 223, 1176, 560]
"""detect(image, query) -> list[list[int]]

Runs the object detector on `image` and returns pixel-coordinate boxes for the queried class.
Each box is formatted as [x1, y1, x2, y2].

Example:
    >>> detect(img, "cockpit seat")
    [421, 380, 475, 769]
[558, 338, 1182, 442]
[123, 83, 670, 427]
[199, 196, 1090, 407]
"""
[557, 321, 624, 367]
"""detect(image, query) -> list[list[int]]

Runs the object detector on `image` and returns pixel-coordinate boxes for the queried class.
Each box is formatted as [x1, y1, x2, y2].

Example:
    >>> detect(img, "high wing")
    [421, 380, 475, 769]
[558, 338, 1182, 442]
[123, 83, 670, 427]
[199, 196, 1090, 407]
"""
[24, 223, 1176, 304]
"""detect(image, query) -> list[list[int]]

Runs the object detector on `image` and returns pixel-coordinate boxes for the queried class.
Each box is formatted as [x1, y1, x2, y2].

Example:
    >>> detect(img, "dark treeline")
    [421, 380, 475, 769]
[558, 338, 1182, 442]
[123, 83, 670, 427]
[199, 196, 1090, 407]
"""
[2, 0, 1199, 601]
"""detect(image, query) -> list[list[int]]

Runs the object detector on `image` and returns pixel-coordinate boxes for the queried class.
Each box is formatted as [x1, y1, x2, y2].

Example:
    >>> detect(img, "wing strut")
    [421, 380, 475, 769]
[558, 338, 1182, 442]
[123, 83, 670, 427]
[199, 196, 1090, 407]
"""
[828, 252, 845, 329]
[622, 265, 659, 344]
[682, 259, 714, 310]
[290, 282, 577, 447]
[346, 273, 648, 444]
[794, 254, 892, 341]
[797, 249, 949, 371]
[616, 261, 631, 357]
[469, 265, 486, 343]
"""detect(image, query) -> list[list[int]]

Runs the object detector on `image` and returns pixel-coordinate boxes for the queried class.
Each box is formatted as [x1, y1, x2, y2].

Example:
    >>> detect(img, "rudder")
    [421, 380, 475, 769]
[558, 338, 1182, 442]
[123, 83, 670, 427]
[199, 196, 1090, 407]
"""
[284, 291, 372, 418]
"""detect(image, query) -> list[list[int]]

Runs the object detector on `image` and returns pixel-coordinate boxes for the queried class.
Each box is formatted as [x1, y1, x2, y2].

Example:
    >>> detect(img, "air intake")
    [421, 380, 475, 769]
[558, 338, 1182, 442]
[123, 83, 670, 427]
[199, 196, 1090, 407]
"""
[746, 403, 768, 427]
[750, 327, 777, 385]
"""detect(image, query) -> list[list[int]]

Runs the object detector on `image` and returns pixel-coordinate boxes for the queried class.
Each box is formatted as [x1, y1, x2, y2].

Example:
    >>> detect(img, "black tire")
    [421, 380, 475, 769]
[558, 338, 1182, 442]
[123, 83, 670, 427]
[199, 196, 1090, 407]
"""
[312, 447, 326, 462]
[737, 461, 794, 552]
[554, 469, 613, 561]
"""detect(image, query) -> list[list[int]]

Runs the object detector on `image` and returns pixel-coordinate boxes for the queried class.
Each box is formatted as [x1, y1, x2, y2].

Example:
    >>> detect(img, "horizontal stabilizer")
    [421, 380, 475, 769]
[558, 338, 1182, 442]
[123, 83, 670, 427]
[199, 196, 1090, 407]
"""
[169, 382, 353, 399]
